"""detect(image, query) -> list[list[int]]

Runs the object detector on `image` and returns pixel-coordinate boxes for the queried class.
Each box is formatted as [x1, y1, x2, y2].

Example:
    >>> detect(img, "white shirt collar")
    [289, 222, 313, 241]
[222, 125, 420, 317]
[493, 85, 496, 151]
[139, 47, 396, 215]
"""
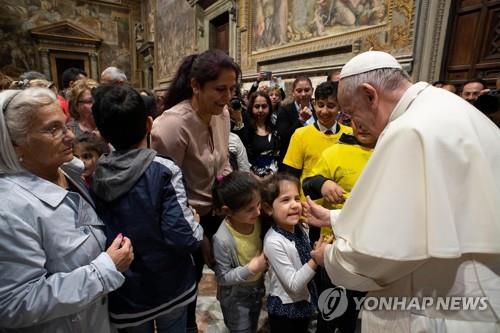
[317, 121, 338, 133]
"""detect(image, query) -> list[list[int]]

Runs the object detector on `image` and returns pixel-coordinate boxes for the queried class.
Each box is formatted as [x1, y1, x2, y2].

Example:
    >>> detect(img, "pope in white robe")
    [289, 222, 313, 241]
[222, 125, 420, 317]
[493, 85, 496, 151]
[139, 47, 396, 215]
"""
[307, 51, 500, 333]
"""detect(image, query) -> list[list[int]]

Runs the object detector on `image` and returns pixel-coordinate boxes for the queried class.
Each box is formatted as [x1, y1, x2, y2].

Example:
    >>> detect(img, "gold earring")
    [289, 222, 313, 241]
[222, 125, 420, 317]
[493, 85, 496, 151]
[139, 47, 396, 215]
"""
[18, 156, 23, 162]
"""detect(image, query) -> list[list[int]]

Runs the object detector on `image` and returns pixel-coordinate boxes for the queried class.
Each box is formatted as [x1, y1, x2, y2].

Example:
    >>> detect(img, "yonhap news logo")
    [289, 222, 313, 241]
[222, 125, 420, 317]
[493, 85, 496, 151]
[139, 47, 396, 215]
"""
[318, 287, 490, 321]
[317, 287, 348, 321]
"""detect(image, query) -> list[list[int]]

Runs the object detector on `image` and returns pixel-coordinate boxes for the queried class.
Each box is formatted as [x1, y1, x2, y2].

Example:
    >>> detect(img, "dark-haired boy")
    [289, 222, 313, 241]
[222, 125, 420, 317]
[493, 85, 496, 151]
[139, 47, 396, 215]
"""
[282, 81, 351, 205]
[90, 85, 203, 331]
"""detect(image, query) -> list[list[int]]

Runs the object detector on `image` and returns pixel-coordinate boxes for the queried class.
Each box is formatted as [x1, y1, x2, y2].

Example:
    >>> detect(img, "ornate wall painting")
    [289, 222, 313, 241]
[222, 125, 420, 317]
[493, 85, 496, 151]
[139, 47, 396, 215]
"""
[0, 0, 133, 79]
[155, 0, 197, 84]
[252, 0, 388, 52]
[241, 0, 414, 74]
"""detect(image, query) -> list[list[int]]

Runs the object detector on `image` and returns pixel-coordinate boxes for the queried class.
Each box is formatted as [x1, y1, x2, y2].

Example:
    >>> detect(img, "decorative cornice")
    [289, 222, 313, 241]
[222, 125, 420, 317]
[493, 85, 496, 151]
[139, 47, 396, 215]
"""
[251, 24, 387, 62]
[36, 39, 100, 49]
[30, 21, 102, 45]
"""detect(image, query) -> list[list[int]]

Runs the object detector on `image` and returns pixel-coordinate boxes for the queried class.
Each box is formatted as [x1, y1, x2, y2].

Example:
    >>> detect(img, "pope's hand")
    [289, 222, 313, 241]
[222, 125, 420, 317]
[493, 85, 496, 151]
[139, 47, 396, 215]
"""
[303, 196, 332, 228]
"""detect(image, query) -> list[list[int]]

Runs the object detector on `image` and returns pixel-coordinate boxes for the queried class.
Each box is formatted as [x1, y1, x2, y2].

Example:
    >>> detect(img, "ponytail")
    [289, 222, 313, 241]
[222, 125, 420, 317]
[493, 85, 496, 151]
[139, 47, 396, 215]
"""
[162, 54, 198, 111]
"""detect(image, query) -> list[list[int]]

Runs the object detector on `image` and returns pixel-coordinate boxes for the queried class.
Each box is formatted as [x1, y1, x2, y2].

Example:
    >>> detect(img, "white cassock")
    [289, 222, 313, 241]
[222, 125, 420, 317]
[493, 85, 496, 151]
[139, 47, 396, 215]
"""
[324, 82, 500, 332]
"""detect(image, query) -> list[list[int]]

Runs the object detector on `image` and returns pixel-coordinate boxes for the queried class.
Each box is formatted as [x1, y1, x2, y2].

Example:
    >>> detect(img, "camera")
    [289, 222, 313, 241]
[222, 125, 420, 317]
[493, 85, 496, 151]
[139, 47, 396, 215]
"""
[263, 71, 272, 80]
[229, 97, 242, 110]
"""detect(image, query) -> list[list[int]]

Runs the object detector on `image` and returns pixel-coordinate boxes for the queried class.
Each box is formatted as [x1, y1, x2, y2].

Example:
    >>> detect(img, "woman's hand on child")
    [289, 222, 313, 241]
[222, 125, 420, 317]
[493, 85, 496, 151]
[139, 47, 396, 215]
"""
[248, 251, 268, 274]
[190, 206, 200, 223]
[321, 180, 346, 204]
[303, 196, 332, 228]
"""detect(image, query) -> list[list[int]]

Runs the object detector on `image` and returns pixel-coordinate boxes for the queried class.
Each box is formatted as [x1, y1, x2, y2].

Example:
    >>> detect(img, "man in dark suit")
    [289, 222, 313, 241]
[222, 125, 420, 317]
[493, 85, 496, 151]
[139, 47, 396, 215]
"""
[276, 75, 316, 169]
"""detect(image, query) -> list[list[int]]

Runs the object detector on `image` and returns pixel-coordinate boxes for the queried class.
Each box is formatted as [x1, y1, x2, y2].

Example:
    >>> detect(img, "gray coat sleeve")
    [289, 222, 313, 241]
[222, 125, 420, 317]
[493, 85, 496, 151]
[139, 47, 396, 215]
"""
[0, 212, 124, 328]
[212, 233, 255, 286]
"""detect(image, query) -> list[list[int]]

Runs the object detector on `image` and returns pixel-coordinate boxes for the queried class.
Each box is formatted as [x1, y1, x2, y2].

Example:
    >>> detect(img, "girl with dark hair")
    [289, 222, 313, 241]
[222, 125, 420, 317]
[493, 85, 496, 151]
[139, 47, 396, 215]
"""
[247, 91, 280, 179]
[212, 172, 267, 333]
[151, 49, 241, 333]
[261, 173, 320, 333]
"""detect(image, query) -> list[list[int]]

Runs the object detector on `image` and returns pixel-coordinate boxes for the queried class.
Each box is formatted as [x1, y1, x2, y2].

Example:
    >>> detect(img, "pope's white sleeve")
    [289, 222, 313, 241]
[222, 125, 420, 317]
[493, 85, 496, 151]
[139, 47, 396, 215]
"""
[330, 209, 341, 228]
[324, 238, 426, 292]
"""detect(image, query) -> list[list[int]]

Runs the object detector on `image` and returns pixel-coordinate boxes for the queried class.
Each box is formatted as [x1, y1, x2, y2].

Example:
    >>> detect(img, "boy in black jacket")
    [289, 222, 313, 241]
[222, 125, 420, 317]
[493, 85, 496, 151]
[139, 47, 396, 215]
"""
[91, 85, 203, 332]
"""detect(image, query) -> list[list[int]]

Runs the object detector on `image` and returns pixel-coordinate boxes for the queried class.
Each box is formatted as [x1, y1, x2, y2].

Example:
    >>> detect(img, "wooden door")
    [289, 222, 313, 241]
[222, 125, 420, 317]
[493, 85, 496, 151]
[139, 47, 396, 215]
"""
[210, 12, 229, 54]
[50, 52, 89, 90]
[444, 0, 500, 87]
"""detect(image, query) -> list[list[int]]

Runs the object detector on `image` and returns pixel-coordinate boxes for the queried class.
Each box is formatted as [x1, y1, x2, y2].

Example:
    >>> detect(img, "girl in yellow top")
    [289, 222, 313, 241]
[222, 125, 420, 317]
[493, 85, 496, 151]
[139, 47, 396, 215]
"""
[212, 172, 268, 333]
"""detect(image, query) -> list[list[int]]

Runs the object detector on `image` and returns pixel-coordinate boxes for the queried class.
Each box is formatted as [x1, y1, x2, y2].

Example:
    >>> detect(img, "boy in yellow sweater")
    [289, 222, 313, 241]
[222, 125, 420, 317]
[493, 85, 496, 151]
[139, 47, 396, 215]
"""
[282, 81, 351, 199]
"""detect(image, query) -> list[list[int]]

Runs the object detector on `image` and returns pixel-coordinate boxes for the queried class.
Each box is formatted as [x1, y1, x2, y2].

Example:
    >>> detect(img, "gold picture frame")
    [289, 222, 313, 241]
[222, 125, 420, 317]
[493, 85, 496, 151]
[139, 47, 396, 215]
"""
[239, 0, 413, 72]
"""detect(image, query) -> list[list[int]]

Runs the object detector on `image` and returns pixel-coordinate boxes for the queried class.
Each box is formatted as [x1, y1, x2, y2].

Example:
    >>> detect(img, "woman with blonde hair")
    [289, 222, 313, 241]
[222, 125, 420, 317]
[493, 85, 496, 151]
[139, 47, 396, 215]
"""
[66, 78, 99, 136]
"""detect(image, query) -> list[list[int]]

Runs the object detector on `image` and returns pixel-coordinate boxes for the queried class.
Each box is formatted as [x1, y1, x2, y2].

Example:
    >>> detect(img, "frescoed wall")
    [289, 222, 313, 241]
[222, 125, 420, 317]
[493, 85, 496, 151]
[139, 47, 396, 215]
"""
[236, 0, 414, 80]
[252, 0, 387, 52]
[0, 0, 136, 79]
[155, 0, 197, 83]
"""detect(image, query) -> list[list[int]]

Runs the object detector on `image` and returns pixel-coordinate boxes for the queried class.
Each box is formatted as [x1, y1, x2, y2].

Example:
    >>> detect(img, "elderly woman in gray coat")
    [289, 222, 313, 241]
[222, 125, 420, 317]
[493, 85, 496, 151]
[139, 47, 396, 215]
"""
[0, 88, 134, 332]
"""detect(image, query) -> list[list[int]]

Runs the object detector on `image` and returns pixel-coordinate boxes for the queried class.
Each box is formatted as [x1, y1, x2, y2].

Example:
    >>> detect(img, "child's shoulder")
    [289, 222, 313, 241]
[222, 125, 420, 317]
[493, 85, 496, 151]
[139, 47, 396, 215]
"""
[263, 226, 284, 244]
[293, 123, 316, 136]
[150, 154, 181, 173]
[214, 219, 229, 235]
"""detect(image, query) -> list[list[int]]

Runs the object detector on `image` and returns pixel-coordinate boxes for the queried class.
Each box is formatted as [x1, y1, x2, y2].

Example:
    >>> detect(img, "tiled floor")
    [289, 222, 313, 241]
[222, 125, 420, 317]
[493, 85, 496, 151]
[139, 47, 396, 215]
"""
[195, 267, 361, 333]
[196, 267, 269, 333]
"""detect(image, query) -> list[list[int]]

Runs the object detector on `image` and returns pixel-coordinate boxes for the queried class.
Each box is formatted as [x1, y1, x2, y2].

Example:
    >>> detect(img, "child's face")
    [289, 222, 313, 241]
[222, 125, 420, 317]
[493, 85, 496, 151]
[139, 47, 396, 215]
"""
[269, 90, 281, 106]
[293, 80, 313, 107]
[315, 96, 339, 129]
[229, 191, 261, 225]
[73, 144, 99, 178]
[351, 119, 377, 148]
[271, 180, 302, 232]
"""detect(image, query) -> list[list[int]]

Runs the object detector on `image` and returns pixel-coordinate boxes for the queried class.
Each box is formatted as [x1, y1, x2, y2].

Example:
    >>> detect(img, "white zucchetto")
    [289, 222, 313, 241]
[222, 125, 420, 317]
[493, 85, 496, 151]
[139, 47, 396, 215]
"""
[340, 51, 402, 79]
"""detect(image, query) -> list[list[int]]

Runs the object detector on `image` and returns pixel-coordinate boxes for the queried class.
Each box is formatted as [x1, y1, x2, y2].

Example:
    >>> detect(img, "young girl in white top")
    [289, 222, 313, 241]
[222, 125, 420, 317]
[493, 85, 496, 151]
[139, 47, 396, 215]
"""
[262, 173, 320, 333]
[212, 171, 268, 333]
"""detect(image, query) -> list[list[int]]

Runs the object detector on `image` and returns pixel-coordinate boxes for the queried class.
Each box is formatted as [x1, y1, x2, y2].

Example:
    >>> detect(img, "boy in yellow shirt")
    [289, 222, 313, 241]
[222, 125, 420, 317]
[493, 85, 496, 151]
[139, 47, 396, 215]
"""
[282, 81, 351, 201]
[303, 122, 375, 210]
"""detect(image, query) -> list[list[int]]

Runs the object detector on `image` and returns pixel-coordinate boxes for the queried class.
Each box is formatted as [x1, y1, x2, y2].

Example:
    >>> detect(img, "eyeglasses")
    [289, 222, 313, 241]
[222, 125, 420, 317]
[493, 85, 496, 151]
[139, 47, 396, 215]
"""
[39, 124, 71, 139]
[77, 99, 93, 104]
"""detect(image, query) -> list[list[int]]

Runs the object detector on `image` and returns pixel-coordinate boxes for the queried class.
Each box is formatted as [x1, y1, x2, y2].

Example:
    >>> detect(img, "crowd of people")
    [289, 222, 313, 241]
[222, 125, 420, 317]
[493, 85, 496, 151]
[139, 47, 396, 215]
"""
[0, 49, 499, 333]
